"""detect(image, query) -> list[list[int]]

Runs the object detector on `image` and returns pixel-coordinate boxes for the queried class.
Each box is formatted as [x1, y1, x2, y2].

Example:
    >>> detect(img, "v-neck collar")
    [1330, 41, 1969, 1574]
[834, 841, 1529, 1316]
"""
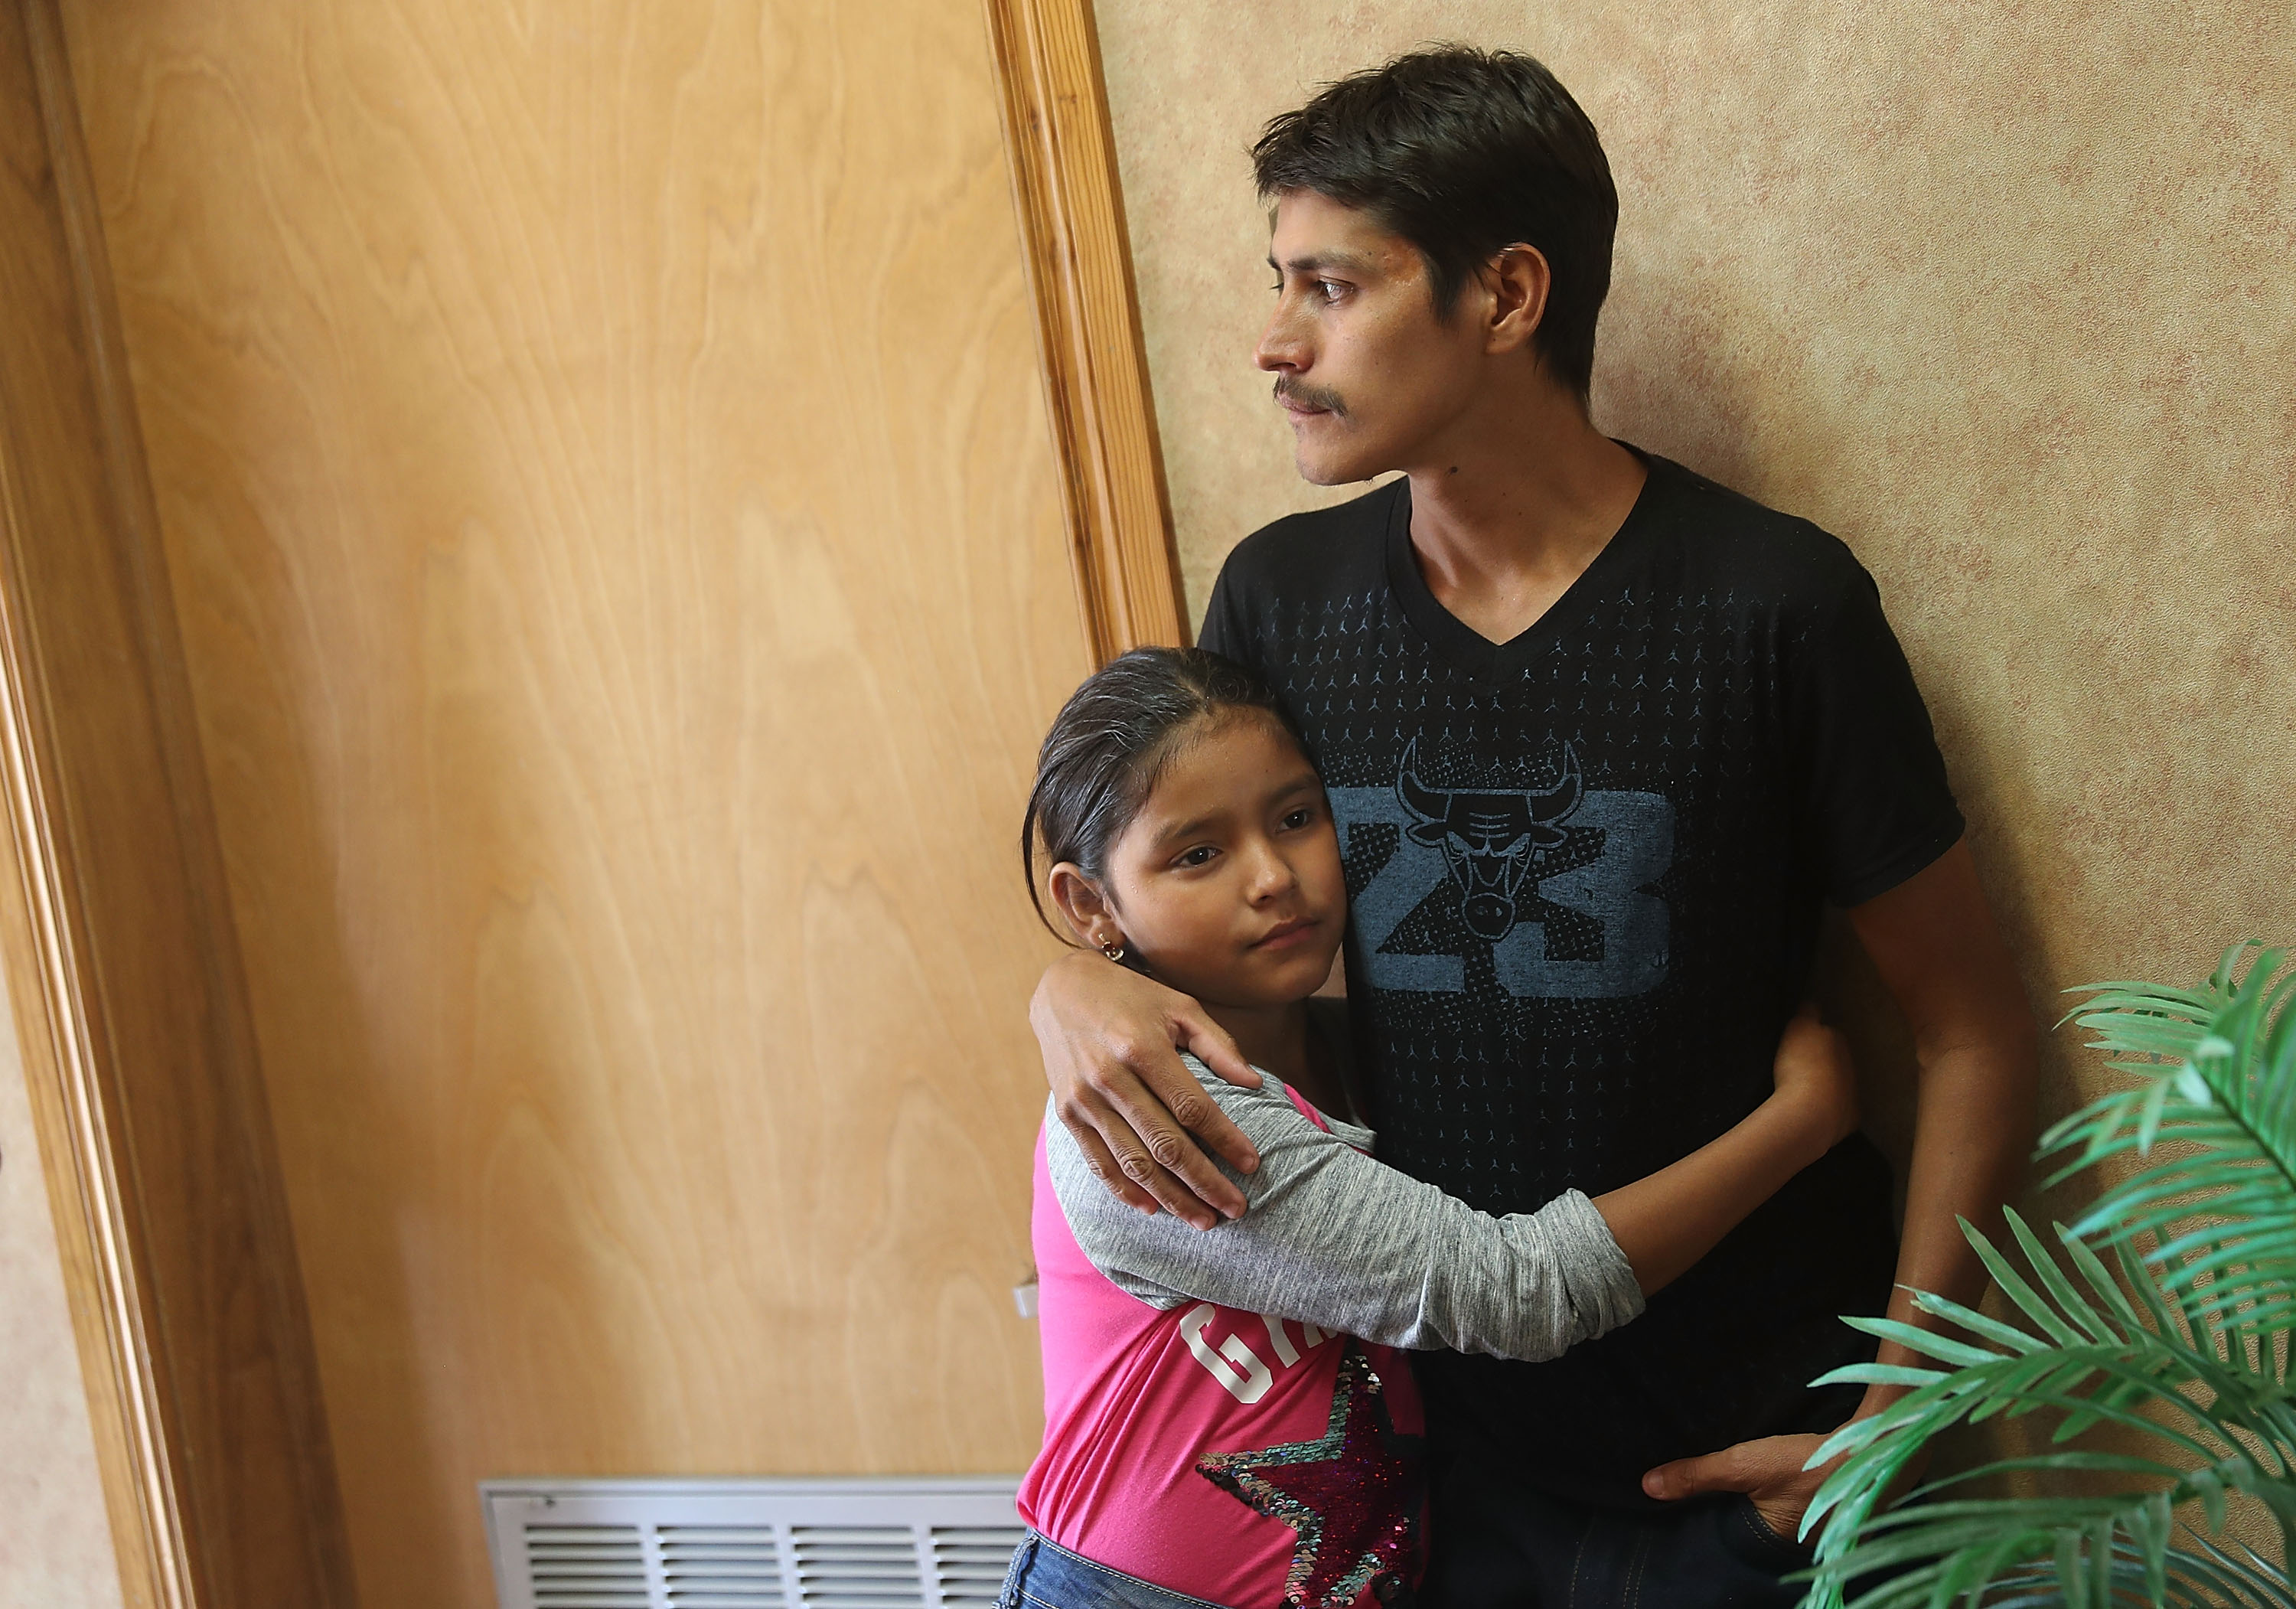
[1382, 445, 1660, 679]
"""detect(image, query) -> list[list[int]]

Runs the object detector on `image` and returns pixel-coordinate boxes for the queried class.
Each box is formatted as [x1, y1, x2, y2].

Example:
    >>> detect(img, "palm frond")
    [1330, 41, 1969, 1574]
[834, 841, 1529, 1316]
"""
[1799, 944, 2296, 1609]
[1965, 1532, 2289, 1609]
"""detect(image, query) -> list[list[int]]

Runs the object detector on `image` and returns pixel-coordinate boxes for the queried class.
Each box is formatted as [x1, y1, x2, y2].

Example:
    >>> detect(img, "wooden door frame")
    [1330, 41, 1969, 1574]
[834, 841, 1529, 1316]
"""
[0, 1, 356, 1604]
[984, 0, 1189, 658]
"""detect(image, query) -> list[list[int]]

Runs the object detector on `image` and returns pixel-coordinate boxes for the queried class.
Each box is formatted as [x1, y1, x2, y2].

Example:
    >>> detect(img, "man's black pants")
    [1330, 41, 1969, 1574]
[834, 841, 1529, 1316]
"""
[1424, 1457, 1812, 1609]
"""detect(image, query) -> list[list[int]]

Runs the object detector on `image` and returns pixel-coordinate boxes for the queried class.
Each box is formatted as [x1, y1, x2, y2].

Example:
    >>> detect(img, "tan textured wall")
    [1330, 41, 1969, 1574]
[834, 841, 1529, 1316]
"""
[0, 994, 128, 1609]
[1095, 0, 2295, 1137]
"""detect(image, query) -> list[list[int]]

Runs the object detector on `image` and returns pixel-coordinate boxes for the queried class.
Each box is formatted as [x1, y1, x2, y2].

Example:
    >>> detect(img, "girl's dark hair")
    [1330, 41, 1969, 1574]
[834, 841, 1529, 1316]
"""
[1022, 646, 1304, 936]
[1251, 46, 1617, 398]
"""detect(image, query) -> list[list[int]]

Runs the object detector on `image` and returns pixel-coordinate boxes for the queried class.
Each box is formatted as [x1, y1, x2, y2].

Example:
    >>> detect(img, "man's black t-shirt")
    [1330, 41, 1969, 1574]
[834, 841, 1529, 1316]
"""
[1197, 451, 1964, 1508]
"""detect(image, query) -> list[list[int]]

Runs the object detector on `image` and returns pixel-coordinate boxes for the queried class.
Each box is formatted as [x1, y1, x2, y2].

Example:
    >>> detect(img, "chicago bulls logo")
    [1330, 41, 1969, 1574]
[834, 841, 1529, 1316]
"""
[1394, 741, 1586, 944]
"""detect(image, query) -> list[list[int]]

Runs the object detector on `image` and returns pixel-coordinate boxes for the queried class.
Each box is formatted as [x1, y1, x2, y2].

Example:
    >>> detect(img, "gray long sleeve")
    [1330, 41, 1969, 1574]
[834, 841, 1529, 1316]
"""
[1045, 1054, 1644, 1360]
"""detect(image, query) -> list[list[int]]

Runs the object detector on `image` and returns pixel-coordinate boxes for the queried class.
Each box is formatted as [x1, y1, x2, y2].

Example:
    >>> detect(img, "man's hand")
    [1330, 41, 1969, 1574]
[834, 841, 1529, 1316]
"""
[1643, 1432, 1831, 1545]
[1030, 949, 1264, 1229]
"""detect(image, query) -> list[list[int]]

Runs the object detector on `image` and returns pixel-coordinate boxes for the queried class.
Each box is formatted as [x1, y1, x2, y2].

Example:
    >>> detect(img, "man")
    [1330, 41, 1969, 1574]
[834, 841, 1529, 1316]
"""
[1029, 47, 2037, 1607]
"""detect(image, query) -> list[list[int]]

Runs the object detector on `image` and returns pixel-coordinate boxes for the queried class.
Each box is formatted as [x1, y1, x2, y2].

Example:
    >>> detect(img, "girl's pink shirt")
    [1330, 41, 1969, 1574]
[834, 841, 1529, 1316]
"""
[1017, 1090, 1427, 1607]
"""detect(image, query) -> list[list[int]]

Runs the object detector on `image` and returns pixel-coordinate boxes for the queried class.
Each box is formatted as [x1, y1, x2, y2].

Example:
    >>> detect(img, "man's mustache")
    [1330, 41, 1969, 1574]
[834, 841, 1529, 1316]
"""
[1274, 377, 1348, 418]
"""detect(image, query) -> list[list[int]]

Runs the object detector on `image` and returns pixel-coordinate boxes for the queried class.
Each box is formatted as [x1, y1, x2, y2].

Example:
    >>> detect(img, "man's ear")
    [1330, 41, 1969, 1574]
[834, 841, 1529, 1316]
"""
[1483, 243, 1552, 357]
[1046, 862, 1123, 951]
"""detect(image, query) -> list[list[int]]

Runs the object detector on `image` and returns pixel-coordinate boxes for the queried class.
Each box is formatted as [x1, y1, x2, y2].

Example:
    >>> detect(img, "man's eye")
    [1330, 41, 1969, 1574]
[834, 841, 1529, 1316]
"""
[1280, 808, 1315, 831]
[1316, 280, 1345, 302]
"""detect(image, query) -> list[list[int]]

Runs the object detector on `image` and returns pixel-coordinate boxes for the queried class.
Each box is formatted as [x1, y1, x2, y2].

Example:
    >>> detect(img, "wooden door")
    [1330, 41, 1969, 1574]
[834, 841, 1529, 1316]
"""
[57, 0, 1101, 1602]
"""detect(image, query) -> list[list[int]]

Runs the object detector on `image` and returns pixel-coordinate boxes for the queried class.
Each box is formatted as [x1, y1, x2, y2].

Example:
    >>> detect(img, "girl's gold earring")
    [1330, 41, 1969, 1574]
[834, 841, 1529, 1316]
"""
[1099, 938, 1126, 963]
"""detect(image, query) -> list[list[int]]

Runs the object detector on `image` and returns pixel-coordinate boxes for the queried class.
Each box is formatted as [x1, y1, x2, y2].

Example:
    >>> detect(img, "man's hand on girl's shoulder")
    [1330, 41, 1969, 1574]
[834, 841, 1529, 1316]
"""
[1030, 951, 1263, 1231]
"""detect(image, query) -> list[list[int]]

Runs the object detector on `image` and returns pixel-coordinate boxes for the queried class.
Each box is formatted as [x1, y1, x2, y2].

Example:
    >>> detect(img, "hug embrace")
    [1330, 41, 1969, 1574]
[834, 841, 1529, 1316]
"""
[1003, 47, 2039, 1609]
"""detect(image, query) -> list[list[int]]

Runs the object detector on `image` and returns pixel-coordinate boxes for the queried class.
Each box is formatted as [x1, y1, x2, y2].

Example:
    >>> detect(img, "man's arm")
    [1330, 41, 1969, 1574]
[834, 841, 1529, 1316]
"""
[1845, 840, 2040, 1372]
[1642, 840, 2039, 1537]
[1030, 949, 1266, 1229]
[1026, 537, 1280, 1229]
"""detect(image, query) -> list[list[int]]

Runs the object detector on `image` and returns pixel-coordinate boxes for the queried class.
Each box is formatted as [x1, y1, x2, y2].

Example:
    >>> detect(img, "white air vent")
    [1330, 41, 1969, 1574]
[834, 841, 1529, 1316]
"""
[481, 1477, 1025, 1609]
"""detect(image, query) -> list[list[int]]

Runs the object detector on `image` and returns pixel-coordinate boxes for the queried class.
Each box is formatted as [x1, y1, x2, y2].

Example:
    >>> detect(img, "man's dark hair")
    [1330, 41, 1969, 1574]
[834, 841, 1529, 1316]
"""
[1252, 46, 1618, 397]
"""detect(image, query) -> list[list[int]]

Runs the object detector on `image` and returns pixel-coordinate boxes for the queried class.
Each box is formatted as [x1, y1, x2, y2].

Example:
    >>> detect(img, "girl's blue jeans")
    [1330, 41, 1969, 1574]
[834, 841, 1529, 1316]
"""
[996, 1531, 1234, 1609]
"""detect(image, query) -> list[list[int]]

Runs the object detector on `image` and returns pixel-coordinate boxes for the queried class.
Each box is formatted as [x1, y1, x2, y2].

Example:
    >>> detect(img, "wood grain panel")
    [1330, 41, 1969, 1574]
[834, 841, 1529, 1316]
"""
[0, 0, 354, 1603]
[987, 0, 1189, 656]
[57, 0, 1094, 1603]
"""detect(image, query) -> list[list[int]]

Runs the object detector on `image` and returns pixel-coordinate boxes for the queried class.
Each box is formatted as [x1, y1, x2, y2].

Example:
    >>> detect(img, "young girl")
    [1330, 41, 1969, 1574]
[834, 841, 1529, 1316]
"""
[1006, 648, 1857, 1609]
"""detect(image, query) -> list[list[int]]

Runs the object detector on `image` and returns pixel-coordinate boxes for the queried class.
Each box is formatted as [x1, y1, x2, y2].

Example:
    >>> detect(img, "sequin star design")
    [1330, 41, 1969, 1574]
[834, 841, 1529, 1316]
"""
[1193, 1343, 1426, 1608]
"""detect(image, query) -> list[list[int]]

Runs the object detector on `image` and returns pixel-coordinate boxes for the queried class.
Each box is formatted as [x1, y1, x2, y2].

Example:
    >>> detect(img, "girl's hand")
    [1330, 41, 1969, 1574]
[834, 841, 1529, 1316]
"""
[1768, 1004, 1859, 1160]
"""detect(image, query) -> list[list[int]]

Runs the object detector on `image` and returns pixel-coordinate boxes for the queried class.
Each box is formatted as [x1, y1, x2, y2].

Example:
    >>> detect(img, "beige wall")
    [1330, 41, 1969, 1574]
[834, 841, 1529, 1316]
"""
[0, 996, 127, 1609]
[1094, 0, 2295, 1138]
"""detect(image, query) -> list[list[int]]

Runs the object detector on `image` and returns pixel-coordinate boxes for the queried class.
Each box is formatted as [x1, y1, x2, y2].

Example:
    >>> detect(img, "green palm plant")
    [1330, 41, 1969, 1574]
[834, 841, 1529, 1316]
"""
[1800, 942, 2296, 1609]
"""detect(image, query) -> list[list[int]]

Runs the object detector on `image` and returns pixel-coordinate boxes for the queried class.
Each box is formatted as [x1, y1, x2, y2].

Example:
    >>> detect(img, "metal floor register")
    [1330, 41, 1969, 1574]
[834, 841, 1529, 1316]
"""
[481, 1476, 1026, 1609]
